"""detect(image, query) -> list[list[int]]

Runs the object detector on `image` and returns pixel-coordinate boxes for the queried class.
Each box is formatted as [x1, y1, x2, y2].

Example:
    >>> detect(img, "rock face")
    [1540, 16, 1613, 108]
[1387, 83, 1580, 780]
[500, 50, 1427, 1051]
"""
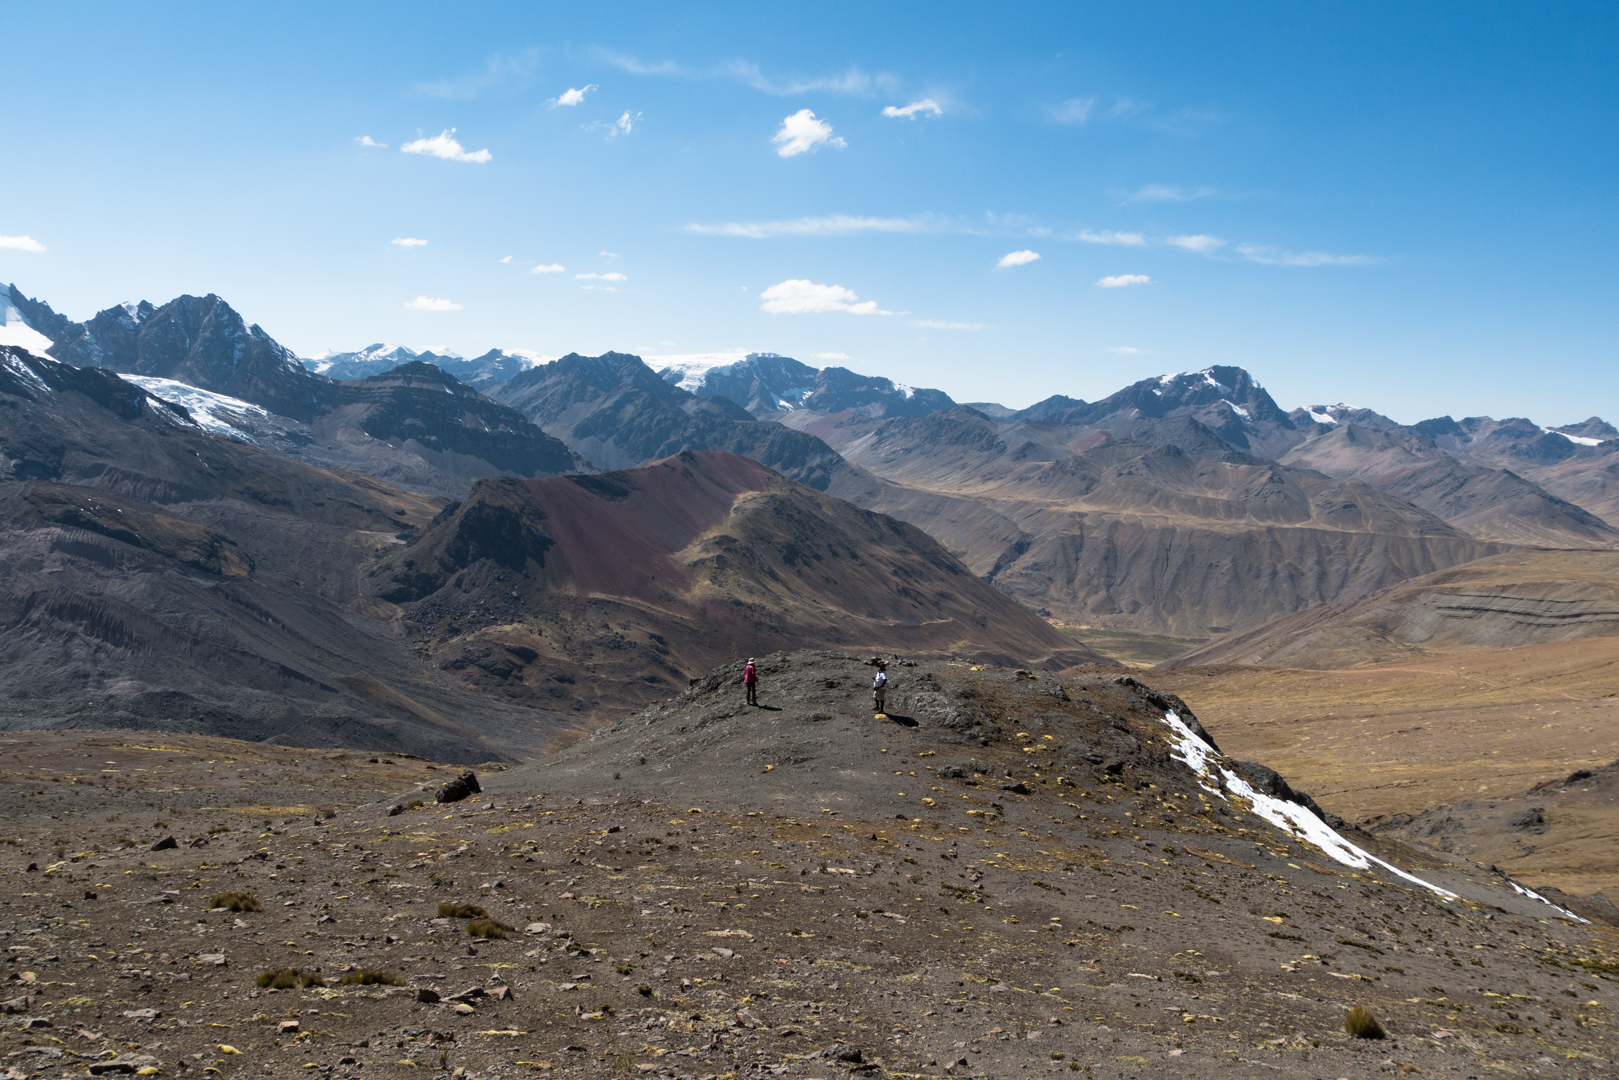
[313, 361, 588, 485]
[489, 351, 856, 487]
[34, 292, 584, 496]
[0, 346, 573, 761]
[1281, 422, 1619, 548]
[51, 293, 335, 423]
[308, 343, 542, 389]
[658, 351, 958, 420]
[365, 450, 1107, 717]
[1161, 548, 1619, 669]
[823, 406, 1505, 637]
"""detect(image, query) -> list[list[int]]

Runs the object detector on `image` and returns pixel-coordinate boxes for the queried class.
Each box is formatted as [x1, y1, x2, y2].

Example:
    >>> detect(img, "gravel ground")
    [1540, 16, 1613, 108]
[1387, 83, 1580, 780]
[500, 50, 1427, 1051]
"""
[0, 653, 1612, 1079]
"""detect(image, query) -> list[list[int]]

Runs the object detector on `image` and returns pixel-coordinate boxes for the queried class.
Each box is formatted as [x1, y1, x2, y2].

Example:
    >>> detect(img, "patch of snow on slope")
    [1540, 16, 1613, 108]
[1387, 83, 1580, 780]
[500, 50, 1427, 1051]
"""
[1306, 408, 1338, 425]
[501, 348, 553, 369]
[1544, 426, 1607, 447]
[2, 351, 53, 393]
[648, 349, 753, 390]
[1224, 399, 1250, 418]
[0, 297, 57, 355]
[123, 376, 268, 442]
[1158, 710, 1464, 902]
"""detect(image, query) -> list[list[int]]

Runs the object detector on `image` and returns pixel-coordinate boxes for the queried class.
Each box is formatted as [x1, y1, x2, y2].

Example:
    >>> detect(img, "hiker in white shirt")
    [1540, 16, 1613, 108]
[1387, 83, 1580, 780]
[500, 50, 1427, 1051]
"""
[872, 660, 888, 714]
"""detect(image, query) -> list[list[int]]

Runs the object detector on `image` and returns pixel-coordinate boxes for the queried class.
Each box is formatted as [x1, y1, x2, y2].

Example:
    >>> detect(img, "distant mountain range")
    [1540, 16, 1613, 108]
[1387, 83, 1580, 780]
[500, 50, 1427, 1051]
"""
[6, 279, 1618, 654]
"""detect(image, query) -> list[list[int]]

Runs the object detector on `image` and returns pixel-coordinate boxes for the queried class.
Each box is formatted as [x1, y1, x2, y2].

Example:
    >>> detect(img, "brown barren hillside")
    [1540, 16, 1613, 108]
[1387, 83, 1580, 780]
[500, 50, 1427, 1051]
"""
[827, 408, 1506, 637]
[1151, 636, 1619, 896]
[366, 450, 1105, 717]
[1165, 549, 1619, 669]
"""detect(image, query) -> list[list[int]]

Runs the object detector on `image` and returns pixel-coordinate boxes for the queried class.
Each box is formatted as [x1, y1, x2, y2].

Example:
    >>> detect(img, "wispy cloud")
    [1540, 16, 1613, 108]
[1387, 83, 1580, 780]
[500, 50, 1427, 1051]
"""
[724, 59, 887, 96]
[390, 237, 428, 248]
[1166, 234, 1225, 253]
[1073, 229, 1146, 246]
[773, 110, 845, 157]
[1096, 274, 1152, 288]
[416, 48, 540, 100]
[531, 263, 565, 274]
[355, 135, 388, 149]
[600, 251, 621, 260]
[551, 85, 596, 107]
[685, 214, 937, 239]
[407, 296, 462, 311]
[400, 129, 492, 163]
[576, 272, 627, 282]
[0, 235, 46, 253]
[883, 98, 942, 119]
[760, 279, 892, 315]
[1120, 184, 1215, 203]
[500, 255, 513, 263]
[1236, 243, 1380, 266]
[1047, 97, 1096, 124]
[996, 249, 1041, 269]
[595, 49, 890, 96]
[911, 319, 985, 330]
[588, 111, 640, 139]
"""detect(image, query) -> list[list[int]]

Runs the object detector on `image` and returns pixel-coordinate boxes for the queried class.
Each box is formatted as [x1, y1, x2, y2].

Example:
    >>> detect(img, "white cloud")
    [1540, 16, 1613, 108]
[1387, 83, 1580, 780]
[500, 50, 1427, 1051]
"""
[883, 98, 942, 119]
[1048, 97, 1096, 124]
[0, 235, 46, 253]
[911, 319, 985, 330]
[1121, 184, 1214, 202]
[760, 279, 889, 315]
[530, 263, 565, 274]
[613, 111, 639, 135]
[1236, 243, 1379, 266]
[406, 296, 462, 311]
[355, 135, 388, 148]
[1074, 229, 1145, 246]
[772, 110, 845, 157]
[811, 352, 854, 360]
[1096, 274, 1152, 288]
[576, 272, 627, 282]
[995, 249, 1041, 269]
[390, 237, 428, 247]
[1108, 346, 1143, 354]
[400, 129, 492, 163]
[552, 85, 597, 107]
[600, 251, 621, 259]
[1167, 234, 1225, 253]
[685, 214, 936, 239]
[500, 255, 513, 263]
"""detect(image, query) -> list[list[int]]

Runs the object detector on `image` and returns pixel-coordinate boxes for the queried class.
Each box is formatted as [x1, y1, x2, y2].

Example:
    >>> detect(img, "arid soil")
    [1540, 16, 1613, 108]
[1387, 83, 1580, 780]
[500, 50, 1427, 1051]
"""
[1152, 637, 1619, 897]
[0, 655, 1613, 1079]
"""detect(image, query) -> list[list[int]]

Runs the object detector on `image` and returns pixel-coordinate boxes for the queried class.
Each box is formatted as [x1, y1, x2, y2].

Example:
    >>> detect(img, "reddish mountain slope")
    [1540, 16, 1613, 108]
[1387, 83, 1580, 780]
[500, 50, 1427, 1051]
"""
[368, 450, 1106, 716]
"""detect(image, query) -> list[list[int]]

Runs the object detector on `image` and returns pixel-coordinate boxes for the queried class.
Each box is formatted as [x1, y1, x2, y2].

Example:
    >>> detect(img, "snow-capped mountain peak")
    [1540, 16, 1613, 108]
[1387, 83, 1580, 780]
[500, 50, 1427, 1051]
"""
[0, 293, 57, 355]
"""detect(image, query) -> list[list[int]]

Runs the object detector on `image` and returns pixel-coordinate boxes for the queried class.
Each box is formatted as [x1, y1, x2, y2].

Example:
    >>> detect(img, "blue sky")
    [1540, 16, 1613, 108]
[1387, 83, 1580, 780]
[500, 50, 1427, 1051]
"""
[3, 2, 1616, 423]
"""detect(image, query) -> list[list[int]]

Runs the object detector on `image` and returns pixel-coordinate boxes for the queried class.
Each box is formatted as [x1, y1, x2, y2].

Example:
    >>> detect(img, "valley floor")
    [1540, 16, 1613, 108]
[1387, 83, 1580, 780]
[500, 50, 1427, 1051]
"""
[1154, 636, 1619, 896]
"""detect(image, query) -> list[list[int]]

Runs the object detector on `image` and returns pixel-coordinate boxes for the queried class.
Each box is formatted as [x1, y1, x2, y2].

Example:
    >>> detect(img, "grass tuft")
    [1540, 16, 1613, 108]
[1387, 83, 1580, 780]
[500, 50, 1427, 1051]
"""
[337, 968, 404, 987]
[467, 918, 512, 939]
[209, 891, 263, 912]
[255, 967, 324, 989]
[1344, 1005, 1387, 1039]
[437, 902, 489, 919]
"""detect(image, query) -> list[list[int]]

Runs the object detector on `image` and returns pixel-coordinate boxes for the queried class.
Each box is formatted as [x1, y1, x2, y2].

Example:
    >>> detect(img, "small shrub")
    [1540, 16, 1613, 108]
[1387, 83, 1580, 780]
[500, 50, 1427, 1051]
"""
[637, 984, 654, 997]
[466, 919, 511, 939]
[1344, 1005, 1386, 1040]
[338, 969, 403, 987]
[255, 968, 324, 989]
[437, 902, 489, 919]
[209, 892, 263, 912]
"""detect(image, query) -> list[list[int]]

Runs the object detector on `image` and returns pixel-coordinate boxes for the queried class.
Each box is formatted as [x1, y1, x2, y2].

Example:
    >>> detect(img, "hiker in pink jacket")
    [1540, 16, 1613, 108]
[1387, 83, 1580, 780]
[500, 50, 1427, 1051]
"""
[742, 658, 759, 706]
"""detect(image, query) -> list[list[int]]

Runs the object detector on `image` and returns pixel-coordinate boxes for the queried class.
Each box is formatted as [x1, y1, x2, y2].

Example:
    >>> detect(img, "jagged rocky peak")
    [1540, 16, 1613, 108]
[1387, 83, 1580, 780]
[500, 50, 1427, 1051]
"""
[1289, 403, 1403, 431]
[657, 350, 957, 419]
[306, 343, 546, 391]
